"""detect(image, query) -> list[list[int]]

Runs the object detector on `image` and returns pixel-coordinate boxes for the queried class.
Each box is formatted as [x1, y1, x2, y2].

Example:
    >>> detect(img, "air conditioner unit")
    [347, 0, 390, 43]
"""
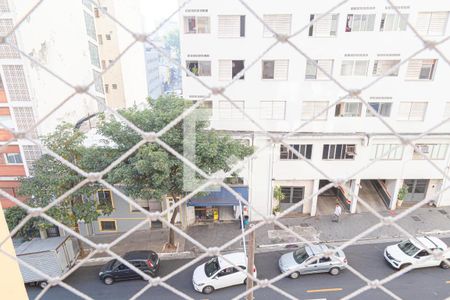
[345, 145, 356, 155]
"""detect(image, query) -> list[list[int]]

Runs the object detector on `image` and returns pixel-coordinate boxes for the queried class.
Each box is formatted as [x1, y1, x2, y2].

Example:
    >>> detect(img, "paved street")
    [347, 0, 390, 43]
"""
[27, 239, 450, 300]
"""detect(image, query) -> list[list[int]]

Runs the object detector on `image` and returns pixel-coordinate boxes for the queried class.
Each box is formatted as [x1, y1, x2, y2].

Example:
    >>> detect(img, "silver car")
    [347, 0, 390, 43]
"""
[278, 244, 347, 279]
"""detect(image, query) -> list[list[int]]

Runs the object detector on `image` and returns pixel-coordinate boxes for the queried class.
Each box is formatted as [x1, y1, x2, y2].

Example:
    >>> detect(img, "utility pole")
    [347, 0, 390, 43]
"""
[246, 224, 255, 300]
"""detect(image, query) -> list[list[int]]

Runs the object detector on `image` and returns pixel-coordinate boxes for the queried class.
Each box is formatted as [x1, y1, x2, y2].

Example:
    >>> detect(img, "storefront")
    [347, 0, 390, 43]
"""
[187, 186, 248, 223]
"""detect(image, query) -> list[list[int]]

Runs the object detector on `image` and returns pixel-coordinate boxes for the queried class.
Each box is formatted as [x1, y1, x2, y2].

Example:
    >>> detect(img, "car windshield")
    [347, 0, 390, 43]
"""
[204, 257, 220, 277]
[293, 247, 310, 264]
[398, 240, 420, 256]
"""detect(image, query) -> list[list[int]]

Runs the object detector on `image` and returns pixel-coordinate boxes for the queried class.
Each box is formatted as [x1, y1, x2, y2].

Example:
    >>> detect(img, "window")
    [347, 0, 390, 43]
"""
[218, 15, 245, 37]
[2, 65, 31, 101]
[130, 199, 162, 212]
[0, 115, 14, 128]
[413, 144, 448, 160]
[263, 14, 292, 37]
[186, 60, 211, 76]
[398, 102, 427, 121]
[301, 101, 329, 122]
[184, 16, 210, 34]
[99, 220, 117, 231]
[260, 101, 286, 120]
[218, 60, 244, 80]
[416, 12, 449, 36]
[309, 14, 339, 37]
[405, 59, 437, 80]
[4, 153, 22, 164]
[262, 60, 289, 80]
[88, 42, 100, 67]
[305, 59, 333, 80]
[280, 144, 312, 160]
[372, 60, 400, 76]
[22, 145, 41, 173]
[112, 84, 117, 89]
[380, 13, 408, 31]
[104, 84, 109, 93]
[0, 19, 20, 59]
[346, 14, 375, 32]
[322, 144, 356, 160]
[335, 102, 362, 117]
[280, 187, 304, 204]
[0, 0, 9, 12]
[97, 34, 103, 45]
[340, 60, 369, 76]
[93, 70, 104, 94]
[12, 107, 37, 138]
[367, 102, 392, 117]
[370, 144, 403, 160]
[219, 101, 244, 119]
[84, 11, 96, 40]
[105, 34, 111, 40]
[97, 190, 113, 208]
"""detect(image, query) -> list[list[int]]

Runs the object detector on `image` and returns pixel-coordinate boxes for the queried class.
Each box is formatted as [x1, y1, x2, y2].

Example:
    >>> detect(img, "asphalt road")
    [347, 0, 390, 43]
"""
[27, 239, 450, 300]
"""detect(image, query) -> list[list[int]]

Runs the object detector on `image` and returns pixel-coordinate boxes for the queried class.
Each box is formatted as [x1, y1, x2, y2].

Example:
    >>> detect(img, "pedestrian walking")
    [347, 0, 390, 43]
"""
[332, 202, 342, 222]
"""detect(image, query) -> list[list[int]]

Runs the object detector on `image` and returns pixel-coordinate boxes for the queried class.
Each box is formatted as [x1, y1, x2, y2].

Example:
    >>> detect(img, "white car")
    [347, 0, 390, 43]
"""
[384, 236, 450, 270]
[192, 252, 256, 294]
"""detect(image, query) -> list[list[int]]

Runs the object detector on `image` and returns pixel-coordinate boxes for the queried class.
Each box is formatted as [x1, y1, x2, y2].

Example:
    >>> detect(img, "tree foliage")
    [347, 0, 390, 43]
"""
[12, 96, 253, 247]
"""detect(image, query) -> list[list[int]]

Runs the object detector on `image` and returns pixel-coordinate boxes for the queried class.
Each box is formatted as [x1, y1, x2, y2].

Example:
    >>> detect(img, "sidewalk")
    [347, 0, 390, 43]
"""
[82, 206, 450, 260]
[184, 206, 450, 252]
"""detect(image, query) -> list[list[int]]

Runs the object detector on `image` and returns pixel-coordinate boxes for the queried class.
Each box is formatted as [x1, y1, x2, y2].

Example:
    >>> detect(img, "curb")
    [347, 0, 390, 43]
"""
[78, 231, 450, 266]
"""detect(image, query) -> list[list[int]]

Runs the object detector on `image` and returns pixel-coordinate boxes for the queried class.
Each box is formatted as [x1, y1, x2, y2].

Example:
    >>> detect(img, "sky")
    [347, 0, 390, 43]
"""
[139, 0, 179, 32]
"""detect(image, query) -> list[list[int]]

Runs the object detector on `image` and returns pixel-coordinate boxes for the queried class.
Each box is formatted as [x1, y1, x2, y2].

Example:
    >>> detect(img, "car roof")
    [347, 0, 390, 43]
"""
[123, 250, 156, 260]
[305, 244, 329, 256]
[411, 236, 447, 250]
[218, 252, 247, 268]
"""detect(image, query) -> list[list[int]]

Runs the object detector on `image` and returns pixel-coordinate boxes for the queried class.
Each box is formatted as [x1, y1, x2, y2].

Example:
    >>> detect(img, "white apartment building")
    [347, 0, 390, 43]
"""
[12, 0, 105, 133]
[179, 0, 450, 223]
[94, 0, 148, 109]
[0, 0, 41, 208]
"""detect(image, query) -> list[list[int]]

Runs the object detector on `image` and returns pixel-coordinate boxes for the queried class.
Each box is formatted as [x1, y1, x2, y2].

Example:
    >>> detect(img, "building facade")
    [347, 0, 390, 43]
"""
[179, 0, 450, 222]
[0, 0, 42, 208]
[94, 0, 149, 109]
[144, 45, 163, 100]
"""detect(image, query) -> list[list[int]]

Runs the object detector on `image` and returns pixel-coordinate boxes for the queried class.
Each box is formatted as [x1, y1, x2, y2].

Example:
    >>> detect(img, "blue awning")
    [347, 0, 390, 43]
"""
[187, 186, 248, 207]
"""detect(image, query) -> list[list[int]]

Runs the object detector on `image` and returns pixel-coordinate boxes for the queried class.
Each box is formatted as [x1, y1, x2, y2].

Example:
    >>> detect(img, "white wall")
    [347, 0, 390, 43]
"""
[13, 0, 103, 134]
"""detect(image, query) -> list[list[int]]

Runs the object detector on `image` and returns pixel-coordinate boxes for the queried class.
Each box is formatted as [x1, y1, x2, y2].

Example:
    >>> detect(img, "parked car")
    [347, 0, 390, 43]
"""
[384, 236, 450, 270]
[192, 252, 256, 294]
[99, 250, 159, 285]
[278, 244, 347, 279]
[16, 236, 80, 289]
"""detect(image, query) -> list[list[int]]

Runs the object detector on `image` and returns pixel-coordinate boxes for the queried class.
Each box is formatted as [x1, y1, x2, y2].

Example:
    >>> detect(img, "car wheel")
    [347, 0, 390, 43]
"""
[289, 271, 300, 279]
[103, 277, 114, 285]
[202, 285, 214, 294]
[399, 263, 411, 270]
[329, 267, 340, 276]
[39, 281, 48, 289]
[243, 278, 247, 285]
[440, 261, 450, 269]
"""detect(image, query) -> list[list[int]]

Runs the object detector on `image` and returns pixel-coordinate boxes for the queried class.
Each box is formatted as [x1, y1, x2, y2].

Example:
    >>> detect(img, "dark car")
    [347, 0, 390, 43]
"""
[99, 250, 159, 285]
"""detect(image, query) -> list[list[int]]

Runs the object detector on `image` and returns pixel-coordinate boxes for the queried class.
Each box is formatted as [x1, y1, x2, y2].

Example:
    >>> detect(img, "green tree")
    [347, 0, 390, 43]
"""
[4, 206, 40, 239]
[17, 124, 112, 254]
[97, 96, 253, 247]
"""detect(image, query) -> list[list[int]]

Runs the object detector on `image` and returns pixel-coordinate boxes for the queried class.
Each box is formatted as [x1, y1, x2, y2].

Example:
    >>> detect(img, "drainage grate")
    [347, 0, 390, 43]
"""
[438, 209, 448, 215]
[411, 216, 421, 222]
